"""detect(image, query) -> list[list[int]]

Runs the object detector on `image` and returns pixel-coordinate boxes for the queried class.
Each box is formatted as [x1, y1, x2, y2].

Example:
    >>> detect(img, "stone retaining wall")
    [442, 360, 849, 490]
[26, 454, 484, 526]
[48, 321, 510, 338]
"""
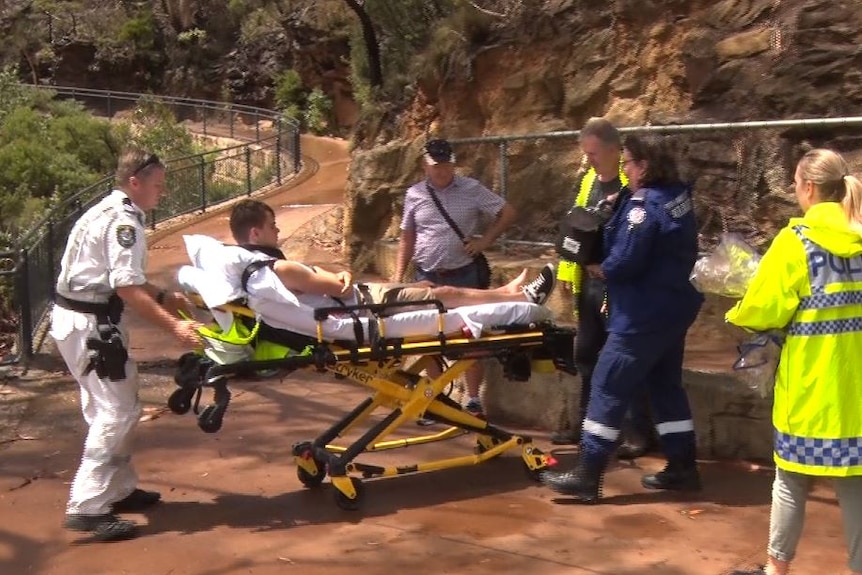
[374, 240, 774, 461]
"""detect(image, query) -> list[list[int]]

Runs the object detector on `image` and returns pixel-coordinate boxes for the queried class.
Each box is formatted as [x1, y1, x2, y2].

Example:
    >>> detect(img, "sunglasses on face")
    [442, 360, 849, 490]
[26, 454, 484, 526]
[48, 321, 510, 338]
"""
[132, 154, 162, 177]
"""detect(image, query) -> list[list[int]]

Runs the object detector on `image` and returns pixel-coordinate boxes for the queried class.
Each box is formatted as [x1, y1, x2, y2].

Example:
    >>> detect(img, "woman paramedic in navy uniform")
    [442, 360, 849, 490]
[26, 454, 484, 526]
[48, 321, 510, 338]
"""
[541, 134, 704, 502]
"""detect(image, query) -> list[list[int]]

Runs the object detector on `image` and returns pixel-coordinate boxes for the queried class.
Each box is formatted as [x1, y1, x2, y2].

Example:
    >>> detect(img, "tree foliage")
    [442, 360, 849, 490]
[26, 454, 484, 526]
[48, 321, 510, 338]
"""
[0, 65, 203, 247]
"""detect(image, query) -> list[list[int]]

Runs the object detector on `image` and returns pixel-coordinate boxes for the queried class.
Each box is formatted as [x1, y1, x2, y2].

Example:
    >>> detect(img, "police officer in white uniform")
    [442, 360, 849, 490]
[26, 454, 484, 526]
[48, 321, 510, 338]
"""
[50, 148, 202, 541]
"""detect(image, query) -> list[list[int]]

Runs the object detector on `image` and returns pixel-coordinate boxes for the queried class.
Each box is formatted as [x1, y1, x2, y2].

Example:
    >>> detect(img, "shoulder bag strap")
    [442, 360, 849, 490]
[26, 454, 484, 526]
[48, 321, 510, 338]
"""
[426, 183, 466, 241]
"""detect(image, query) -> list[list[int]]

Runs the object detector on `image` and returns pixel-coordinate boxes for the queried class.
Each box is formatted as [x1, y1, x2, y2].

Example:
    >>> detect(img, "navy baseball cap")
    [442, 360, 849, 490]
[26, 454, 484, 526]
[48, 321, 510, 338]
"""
[423, 139, 456, 165]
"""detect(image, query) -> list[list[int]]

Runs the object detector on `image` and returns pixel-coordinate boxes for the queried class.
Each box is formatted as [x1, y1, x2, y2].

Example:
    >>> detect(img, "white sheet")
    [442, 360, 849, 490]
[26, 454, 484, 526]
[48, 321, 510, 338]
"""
[178, 234, 552, 341]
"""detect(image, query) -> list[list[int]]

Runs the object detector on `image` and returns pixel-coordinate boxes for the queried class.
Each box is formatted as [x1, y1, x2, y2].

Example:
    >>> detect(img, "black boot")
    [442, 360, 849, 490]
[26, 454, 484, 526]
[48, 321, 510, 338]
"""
[64, 513, 138, 542]
[110, 488, 162, 513]
[641, 460, 702, 491]
[550, 428, 580, 445]
[540, 458, 604, 504]
[616, 435, 658, 460]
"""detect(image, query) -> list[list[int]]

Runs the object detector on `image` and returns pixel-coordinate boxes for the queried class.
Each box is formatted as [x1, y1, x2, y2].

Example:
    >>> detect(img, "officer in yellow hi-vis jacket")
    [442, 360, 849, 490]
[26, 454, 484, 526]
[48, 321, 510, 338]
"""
[727, 149, 862, 575]
[551, 118, 654, 459]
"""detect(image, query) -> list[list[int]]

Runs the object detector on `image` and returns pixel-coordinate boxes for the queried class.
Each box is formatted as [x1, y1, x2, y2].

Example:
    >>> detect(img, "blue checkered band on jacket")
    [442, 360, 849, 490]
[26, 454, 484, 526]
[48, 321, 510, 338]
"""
[797, 290, 862, 310]
[787, 317, 862, 336]
[775, 430, 862, 467]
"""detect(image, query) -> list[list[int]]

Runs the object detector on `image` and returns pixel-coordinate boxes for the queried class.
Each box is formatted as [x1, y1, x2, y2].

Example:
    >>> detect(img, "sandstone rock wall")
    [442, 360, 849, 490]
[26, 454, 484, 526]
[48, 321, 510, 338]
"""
[344, 0, 862, 270]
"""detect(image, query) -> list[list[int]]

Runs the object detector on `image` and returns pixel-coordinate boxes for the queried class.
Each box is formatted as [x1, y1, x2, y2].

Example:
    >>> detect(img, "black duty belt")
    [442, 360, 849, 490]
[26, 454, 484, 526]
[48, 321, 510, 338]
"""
[55, 294, 124, 324]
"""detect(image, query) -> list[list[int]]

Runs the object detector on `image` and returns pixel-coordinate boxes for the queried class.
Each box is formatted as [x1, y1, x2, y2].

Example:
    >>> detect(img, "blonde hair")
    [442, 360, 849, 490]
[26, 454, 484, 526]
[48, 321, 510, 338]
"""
[797, 148, 862, 234]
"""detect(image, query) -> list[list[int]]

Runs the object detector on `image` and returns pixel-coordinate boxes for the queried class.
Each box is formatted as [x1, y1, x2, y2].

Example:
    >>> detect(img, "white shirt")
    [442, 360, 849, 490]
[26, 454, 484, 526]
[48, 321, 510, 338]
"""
[55, 190, 148, 303]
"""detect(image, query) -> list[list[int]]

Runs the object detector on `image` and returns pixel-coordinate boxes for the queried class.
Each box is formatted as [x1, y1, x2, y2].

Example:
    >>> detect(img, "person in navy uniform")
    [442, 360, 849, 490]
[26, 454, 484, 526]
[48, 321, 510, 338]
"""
[540, 134, 704, 503]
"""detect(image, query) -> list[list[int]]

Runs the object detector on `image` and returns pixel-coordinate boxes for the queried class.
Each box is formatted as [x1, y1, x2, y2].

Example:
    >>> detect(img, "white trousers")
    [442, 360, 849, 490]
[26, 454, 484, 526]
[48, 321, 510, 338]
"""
[50, 305, 141, 515]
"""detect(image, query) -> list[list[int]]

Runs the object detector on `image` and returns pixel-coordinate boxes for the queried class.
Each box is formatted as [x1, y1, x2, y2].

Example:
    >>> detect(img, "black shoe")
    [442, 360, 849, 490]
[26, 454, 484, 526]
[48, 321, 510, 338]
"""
[730, 568, 766, 575]
[540, 459, 603, 503]
[550, 429, 580, 445]
[64, 513, 137, 542]
[110, 489, 162, 513]
[641, 462, 702, 491]
[416, 417, 436, 427]
[523, 264, 556, 305]
[617, 437, 656, 460]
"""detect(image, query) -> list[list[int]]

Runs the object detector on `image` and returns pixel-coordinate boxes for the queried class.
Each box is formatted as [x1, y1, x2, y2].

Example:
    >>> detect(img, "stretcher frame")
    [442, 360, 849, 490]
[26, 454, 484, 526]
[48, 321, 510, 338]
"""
[170, 294, 578, 510]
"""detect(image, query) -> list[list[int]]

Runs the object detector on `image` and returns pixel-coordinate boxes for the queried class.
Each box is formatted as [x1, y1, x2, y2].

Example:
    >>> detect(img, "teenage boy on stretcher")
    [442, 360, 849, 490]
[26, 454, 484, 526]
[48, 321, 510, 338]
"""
[225, 199, 556, 314]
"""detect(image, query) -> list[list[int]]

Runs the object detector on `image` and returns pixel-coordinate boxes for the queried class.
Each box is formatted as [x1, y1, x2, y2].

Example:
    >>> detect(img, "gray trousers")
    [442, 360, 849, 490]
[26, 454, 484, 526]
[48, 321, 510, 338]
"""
[769, 468, 862, 572]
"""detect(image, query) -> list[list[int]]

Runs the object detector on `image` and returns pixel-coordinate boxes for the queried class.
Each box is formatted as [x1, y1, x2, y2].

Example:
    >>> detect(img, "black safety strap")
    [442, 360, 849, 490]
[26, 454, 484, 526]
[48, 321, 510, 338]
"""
[240, 259, 276, 292]
[331, 296, 365, 349]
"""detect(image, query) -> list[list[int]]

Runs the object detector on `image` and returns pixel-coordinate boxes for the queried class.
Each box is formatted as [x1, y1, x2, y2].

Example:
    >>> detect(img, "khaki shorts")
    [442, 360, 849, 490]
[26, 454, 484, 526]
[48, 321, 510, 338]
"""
[360, 283, 435, 314]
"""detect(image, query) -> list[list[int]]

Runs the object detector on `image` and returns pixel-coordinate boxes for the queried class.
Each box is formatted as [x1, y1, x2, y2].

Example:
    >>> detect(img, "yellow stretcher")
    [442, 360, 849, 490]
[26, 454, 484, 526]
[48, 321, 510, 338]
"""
[169, 294, 578, 510]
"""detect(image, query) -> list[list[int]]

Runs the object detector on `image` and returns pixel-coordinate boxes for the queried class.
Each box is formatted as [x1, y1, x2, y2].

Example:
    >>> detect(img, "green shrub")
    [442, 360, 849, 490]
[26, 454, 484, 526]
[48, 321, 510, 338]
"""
[304, 88, 332, 135]
[118, 10, 157, 50]
[274, 69, 305, 111]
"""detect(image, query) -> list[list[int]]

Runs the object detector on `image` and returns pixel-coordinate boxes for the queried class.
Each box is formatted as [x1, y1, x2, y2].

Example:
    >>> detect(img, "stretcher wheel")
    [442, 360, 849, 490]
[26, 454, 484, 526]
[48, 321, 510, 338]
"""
[167, 387, 195, 415]
[297, 462, 327, 488]
[198, 403, 226, 433]
[333, 478, 364, 511]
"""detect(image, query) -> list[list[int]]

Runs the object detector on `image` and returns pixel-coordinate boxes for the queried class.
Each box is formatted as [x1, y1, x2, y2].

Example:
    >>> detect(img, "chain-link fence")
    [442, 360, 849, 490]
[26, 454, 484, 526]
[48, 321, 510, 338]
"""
[448, 118, 862, 254]
[1, 86, 301, 365]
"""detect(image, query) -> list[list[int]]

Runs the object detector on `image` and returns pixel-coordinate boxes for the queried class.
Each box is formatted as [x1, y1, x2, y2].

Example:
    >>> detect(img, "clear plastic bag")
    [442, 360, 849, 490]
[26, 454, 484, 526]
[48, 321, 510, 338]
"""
[731, 331, 783, 398]
[690, 232, 762, 298]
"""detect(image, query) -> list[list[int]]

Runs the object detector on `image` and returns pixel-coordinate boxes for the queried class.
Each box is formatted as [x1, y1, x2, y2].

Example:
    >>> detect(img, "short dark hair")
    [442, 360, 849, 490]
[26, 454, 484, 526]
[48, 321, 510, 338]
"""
[116, 147, 165, 186]
[580, 117, 621, 148]
[230, 199, 274, 243]
[623, 135, 681, 188]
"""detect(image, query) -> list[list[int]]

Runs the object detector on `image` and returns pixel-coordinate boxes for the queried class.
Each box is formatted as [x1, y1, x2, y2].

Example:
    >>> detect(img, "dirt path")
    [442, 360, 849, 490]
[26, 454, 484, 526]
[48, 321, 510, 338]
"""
[0, 132, 850, 575]
[129, 134, 350, 364]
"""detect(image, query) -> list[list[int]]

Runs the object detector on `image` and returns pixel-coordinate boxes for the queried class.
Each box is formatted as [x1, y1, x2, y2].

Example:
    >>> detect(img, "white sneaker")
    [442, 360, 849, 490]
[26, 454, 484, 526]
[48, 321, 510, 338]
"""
[523, 263, 556, 305]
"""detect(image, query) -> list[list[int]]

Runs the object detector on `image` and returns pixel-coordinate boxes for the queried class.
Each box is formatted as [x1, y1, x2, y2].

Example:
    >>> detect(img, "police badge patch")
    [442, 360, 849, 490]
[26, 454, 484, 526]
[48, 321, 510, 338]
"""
[116, 225, 137, 248]
[627, 207, 646, 226]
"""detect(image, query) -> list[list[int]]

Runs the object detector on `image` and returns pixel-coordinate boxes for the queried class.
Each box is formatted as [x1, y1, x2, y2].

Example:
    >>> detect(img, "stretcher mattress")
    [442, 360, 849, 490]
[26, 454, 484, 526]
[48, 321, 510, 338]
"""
[179, 235, 553, 342]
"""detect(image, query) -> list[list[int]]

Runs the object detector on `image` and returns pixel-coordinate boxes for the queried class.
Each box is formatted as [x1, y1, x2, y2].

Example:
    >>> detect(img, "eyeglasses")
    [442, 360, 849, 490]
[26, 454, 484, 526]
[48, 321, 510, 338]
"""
[132, 154, 162, 177]
[621, 158, 638, 166]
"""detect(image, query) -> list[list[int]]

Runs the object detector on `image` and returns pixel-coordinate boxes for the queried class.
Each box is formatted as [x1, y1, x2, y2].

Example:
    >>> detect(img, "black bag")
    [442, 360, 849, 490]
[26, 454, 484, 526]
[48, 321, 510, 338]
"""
[426, 185, 492, 289]
[555, 205, 608, 266]
[474, 252, 492, 289]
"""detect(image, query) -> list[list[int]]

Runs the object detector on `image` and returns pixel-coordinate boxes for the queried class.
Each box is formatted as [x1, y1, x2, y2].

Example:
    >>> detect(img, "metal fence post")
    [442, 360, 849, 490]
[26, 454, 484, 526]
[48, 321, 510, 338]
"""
[230, 110, 235, 138]
[275, 121, 282, 185]
[199, 156, 207, 212]
[293, 128, 301, 174]
[202, 108, 207, 137]
[498, 140, 509, 201]
[16, 249, 33, 361]
[46, 221, 54, 288]
[255, 112, 260, 141]
[107, 91, 112, 117]
[498, 141, 509, 241]
[246, 146, 252, 196]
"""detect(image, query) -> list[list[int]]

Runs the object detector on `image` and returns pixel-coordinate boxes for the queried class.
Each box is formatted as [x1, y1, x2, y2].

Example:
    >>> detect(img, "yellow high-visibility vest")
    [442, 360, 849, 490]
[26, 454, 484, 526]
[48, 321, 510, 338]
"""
[557, 167, 628, 297]
[726, 202, 862, 477]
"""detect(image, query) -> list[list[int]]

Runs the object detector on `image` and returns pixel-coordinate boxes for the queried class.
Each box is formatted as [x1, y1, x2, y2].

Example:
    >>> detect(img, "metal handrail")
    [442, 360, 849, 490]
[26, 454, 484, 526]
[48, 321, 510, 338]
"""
[1, 84, 301, 365]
